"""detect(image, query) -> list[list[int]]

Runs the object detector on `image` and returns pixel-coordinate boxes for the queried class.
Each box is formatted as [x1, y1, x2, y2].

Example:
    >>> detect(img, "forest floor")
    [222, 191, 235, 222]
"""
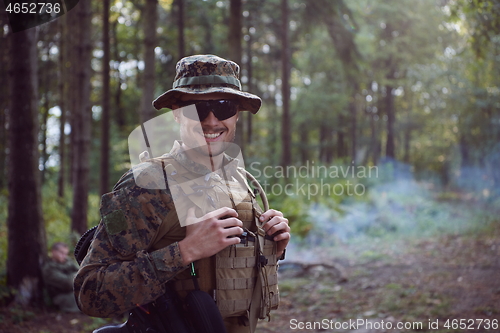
[0, 197, 499, 333]
[257, 220, 500, 332]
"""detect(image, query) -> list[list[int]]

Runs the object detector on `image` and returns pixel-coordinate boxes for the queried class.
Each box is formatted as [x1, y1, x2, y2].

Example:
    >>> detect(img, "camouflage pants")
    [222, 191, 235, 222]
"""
[53, 292, 81, 313]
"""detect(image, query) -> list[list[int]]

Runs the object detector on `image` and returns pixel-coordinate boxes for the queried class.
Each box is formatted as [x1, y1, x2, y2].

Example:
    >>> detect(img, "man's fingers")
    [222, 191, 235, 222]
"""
[211, 207, 238, 219]
[263, 216, 289, 234]
[219, 217, 243, 229]
[186, 206, 238, 226]
[259, 209, 283, 222]
[226, 234, 242, 246]
[273, 231, 290, 242]
[223, 226, 244, 238]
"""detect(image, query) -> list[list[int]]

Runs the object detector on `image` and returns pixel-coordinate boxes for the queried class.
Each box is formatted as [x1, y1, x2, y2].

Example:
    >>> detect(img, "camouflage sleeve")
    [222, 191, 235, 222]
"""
[74, 167, 189, 318]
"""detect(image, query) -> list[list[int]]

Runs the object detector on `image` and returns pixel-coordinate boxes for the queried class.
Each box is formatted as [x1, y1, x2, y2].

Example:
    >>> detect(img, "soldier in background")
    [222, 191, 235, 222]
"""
[43, 242, 80, 313]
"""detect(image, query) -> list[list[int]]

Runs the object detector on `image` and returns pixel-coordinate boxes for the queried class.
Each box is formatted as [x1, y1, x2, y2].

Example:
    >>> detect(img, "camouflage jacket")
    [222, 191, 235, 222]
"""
[74, 142, 247, 318]
[75, 143, 196, 317]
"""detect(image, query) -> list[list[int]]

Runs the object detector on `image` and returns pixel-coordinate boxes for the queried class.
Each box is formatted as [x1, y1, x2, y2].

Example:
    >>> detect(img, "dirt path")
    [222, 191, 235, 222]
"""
[257, 229, 500, 333]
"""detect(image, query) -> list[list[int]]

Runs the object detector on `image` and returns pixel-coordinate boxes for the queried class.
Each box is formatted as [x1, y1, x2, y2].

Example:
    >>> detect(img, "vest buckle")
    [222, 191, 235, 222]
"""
[258, 255, 268, 267]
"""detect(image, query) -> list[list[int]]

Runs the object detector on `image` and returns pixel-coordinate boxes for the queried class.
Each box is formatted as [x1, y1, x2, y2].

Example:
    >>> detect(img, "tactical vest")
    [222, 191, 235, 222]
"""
[146, 154, 279, 320]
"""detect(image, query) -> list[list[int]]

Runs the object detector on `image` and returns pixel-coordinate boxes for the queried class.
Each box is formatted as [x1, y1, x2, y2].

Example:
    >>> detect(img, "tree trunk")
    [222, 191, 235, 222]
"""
[281, 0, 291, 167]
[67, 6, 78, 188]
[350, 91, 358, 164]
[459, 135, 471, 167]
[0, 100, 6, 191]
[100, 0, 111, 195]
[368, 112, 377, 165]
[71, 0, 92, 235]
[200, 8, 214, 54]
[229, 0, 244, 151]
[319, 123, 334, 163]
[0, 18, 8, 191]
[40, 97, 49, 184]
[300, 123, 309, 164]
[58, 14, 67, 198]
[113, 74, 125, 129]
[337, 113, 346, 159]
[403, 128, 411, 164]
[177, 0, 185, 59]
[374, 115, 381, 165]
[245, 13, 254, 144]
[140, 0, 157, 124]
[7, 27, 47, 306]
[319, 125, 326, 163]
[111, 20, 126, 131]
[229, 0, 242, 63]
[269, 72, 278, 165]
[385, 85, 395, 159]
[40, 45, 51, 185]
[325, 125, 334, 164]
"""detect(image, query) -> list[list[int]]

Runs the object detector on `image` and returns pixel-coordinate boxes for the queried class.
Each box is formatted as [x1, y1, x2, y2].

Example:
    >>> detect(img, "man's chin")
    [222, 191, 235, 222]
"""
[192, 142, 228, 157]
[206, 141, 230, 156]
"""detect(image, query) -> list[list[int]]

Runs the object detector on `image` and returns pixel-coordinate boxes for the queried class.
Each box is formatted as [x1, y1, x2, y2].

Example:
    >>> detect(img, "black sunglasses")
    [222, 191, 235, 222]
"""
[177, 100, 238, 121]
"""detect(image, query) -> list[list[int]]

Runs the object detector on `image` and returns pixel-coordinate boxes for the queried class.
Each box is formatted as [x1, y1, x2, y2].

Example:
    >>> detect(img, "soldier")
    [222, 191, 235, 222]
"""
[43, 242, 80, 313]
[74, 55, 290, 333]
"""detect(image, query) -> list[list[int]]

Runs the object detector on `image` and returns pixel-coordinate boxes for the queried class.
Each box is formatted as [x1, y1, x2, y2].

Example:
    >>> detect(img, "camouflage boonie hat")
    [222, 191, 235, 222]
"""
[153, 54, 261, 113]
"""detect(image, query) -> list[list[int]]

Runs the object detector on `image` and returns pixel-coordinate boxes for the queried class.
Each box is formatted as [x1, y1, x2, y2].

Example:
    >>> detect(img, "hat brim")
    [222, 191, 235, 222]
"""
[153, 87, 261, 114]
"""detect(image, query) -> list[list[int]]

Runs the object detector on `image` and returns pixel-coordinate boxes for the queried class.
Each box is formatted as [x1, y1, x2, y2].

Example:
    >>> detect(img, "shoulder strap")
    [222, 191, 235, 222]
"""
[237, 167, 269, 212]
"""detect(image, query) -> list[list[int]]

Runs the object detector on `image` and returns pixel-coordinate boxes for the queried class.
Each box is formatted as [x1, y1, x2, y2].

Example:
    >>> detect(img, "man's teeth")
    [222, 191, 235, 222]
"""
[203, 132, 222, 139]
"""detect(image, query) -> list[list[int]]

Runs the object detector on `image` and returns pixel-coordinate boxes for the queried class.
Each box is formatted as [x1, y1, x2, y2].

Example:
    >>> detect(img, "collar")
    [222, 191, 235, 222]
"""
[163, 141, 240, 176]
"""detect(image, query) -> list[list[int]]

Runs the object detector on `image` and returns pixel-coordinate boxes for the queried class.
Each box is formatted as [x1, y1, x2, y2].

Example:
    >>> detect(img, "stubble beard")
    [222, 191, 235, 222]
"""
[197, 129, 236, 158]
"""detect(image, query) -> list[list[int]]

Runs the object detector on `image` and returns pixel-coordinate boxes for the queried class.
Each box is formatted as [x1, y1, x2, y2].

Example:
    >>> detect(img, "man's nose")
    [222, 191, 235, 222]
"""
[202, 111, 220, 125]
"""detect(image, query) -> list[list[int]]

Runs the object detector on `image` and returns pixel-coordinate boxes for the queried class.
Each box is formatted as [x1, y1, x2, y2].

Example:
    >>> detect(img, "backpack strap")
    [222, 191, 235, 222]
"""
[236, 167, 269, 212]
[245, 170, 277, 330]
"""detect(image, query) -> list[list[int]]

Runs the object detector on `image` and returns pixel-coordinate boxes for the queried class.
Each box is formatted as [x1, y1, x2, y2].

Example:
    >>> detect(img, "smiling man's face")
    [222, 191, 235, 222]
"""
[173, 93, 240, 164]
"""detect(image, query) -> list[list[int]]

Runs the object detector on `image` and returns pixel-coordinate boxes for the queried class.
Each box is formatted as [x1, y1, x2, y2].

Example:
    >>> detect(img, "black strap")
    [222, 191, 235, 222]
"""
[74, 225, 98, 265]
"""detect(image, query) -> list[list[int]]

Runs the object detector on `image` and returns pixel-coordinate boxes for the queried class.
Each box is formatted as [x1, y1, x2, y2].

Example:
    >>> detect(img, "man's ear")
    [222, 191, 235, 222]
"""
[172, 108, 181, 123]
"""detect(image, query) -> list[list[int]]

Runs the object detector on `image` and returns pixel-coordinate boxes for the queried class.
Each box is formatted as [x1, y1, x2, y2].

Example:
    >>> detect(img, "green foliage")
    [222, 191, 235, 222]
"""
[449, 0, 500, 58]
[41, 180, 100, 246]
[0, 180, 102, 276]
[4, 306, 35, 324]
[83, 317, 123, 332]
[267, 191, 312, 238]
[252, 159, 373, 239]
[379, 283, 450, 319]
[2, 0, 500, 297]
[41, 183, 73, 246]
[0, 192, 11, 306]
[0, 272, 10, 307]
[0, 191, 8, 270]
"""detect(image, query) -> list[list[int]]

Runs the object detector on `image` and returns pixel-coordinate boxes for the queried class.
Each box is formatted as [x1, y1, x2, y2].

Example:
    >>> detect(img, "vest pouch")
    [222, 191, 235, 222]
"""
[215, 240, 258, 318]
[257, 236, 279, 319]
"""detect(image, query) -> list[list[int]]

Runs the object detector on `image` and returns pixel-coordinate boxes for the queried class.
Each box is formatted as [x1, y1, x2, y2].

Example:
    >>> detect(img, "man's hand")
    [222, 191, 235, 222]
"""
[178, 207, 243, 265]
[259, 209, 290, 257]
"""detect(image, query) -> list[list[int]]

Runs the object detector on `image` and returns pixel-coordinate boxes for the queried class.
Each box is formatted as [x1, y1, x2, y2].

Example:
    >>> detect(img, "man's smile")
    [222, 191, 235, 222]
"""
[201, 129, 226, 142]
[203, 131, 223, 139]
